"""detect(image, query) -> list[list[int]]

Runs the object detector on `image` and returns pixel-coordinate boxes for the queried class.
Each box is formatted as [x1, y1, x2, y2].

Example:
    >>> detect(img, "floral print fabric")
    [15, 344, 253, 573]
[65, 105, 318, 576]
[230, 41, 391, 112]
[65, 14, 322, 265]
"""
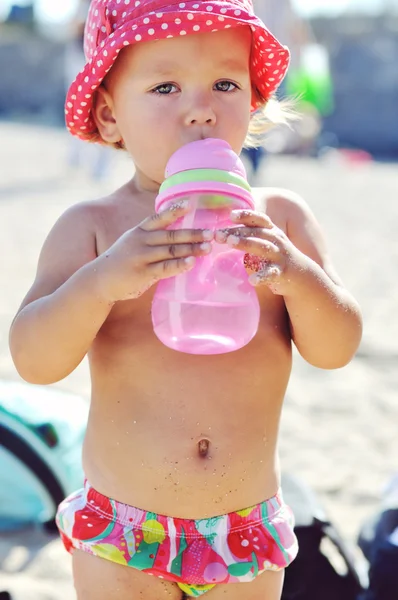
[56, 480, 298, 597]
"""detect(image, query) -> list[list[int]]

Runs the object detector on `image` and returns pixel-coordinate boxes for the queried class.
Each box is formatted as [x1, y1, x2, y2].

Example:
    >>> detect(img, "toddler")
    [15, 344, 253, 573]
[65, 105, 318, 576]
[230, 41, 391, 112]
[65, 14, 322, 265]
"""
[9, 0, 362, 598]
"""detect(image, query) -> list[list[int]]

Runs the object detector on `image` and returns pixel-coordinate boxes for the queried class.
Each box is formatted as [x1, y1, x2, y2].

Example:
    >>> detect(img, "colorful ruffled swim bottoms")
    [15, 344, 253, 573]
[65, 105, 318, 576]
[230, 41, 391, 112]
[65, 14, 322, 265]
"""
[56, 480, 298, 597]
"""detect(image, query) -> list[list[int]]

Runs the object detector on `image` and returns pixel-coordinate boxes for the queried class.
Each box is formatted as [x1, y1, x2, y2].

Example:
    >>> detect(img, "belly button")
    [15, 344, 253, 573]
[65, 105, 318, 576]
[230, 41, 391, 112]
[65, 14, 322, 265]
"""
[198, 438, 210, 458]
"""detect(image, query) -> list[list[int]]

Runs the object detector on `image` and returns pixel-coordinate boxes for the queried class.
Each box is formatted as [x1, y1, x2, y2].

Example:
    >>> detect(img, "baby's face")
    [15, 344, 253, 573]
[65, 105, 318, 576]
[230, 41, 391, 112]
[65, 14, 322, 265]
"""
[101, 27, 252, 189]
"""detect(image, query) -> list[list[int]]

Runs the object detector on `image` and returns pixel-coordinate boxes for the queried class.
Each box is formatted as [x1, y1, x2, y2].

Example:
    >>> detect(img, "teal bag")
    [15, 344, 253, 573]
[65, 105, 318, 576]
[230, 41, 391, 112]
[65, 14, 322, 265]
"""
[0, 380, 88, 531]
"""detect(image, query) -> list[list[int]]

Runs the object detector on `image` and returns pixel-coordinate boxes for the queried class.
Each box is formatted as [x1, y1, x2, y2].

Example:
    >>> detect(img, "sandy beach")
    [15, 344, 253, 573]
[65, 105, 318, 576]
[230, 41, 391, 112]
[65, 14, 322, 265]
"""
[1, 121, 397, 597]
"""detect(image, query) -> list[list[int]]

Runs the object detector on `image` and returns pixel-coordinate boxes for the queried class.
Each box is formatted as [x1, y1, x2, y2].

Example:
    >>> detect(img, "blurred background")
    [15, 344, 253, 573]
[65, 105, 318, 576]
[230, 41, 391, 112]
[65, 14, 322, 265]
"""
[1, 1, 398, 598]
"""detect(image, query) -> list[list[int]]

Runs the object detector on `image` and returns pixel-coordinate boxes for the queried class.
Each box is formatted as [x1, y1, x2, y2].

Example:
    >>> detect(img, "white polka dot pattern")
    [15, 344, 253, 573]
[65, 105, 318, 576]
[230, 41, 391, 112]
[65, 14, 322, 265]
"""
[66, 0, 290, 140]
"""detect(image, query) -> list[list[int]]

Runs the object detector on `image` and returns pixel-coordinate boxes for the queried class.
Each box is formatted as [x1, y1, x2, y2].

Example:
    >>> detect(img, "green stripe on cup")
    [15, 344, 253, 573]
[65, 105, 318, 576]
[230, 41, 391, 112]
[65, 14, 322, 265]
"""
[159, 168, 251, 193]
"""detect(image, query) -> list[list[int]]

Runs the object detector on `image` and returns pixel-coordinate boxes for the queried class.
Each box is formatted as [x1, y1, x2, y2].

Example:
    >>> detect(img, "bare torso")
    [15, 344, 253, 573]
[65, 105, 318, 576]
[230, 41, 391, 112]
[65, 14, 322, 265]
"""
[82, 184, 292, 518]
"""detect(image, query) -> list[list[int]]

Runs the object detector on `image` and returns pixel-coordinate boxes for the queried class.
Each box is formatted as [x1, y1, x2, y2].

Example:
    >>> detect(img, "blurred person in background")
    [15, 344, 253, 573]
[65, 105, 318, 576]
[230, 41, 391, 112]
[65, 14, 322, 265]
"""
[241, 0, 306, 181]
[243, 0, 332, 181]
[64, 0, 111, 179]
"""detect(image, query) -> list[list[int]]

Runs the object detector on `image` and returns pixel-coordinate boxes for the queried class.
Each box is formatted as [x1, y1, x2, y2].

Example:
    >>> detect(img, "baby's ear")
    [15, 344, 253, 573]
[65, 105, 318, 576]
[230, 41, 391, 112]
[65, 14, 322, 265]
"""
[92, 86, 122, 144]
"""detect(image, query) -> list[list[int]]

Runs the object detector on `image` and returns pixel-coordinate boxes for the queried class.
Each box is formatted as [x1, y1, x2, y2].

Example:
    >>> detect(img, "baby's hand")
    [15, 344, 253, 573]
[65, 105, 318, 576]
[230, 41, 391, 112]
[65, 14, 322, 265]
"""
[96, 201, 213, 302]
[215, 209, 306, 295]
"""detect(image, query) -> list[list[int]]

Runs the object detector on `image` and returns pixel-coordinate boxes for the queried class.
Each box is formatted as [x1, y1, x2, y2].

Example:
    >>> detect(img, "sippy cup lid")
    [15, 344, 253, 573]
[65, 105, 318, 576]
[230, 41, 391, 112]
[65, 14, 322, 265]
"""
[156, 138, 254, 212]
[165, 139, 247, 180]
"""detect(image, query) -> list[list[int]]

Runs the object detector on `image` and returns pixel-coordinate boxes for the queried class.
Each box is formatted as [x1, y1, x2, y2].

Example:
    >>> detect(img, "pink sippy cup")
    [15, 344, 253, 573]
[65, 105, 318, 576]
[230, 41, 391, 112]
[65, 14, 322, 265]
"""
[151, 138, 260, 355]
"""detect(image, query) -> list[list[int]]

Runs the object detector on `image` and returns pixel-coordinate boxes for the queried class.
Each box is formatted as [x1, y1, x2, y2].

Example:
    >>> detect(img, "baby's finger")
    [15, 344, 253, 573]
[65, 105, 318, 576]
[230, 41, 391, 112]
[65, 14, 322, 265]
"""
[227, 234, 280, 257]
[146, 227, 214, 247]
[230, 210, 274, 228]
[249, 264, 282, 286]
[139, 200, 191, 232]
[215, 226, 270, 244]
[146, 242, 212, 264]
[147, 256, 196, 280]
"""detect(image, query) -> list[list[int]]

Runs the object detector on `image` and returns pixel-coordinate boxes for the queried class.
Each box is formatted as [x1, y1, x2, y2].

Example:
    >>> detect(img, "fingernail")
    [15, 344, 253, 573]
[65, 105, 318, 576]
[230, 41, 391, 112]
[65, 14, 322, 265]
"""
[227, 234, 240, 246]
[202, 229, 213, 241]
[249, 265, 282, 285]
[231, 210, 251, 220]
[184, 256, 195, 266]
[215, 230, 227, 243]
[170, 199, 188, 211]
[200, 242, 212, 253]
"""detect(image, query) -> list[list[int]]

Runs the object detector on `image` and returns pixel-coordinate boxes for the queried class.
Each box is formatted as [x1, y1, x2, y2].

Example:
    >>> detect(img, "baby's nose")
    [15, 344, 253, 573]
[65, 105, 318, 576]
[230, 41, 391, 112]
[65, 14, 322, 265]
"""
[184, 100, 216, 127]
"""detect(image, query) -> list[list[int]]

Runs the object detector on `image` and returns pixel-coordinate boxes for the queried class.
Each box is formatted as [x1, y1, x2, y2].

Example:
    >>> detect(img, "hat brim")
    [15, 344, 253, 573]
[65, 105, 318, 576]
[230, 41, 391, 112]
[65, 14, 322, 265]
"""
[65, 10, 290, 141]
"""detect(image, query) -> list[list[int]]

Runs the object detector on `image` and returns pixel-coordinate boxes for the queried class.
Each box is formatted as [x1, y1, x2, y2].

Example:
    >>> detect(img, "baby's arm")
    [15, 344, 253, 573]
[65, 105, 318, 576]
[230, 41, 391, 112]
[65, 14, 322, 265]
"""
[278, 193, 362, 368]
[216, 191, 362, 369]
[9, 203, 114, 384]
[9, 200, 211, 384]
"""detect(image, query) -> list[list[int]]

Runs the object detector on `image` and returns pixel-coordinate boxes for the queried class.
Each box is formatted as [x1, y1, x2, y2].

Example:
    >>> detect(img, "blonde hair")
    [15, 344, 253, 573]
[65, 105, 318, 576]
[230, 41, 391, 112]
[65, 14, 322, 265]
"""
[245, 93, 299, 148]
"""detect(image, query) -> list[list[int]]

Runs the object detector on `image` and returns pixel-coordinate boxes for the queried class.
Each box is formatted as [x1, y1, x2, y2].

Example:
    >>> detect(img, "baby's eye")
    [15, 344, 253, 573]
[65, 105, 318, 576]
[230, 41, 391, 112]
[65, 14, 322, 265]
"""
[214, 80, 239, 92]
[151, 83, 178, 94]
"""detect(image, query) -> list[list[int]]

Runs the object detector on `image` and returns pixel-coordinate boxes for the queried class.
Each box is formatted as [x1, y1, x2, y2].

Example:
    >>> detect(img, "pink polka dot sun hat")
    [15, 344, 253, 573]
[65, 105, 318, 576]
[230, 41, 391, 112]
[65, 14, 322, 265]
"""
[66, 0, 291, 141]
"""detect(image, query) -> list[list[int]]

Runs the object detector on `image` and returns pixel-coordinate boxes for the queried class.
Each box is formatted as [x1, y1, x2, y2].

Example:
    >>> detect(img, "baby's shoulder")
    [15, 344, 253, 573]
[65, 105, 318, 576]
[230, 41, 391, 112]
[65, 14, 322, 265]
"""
[61, 191, 117, 221]
[38, 191, 121, 271]
[251, 186, 309, 229]
[54, 191, 119, 239]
